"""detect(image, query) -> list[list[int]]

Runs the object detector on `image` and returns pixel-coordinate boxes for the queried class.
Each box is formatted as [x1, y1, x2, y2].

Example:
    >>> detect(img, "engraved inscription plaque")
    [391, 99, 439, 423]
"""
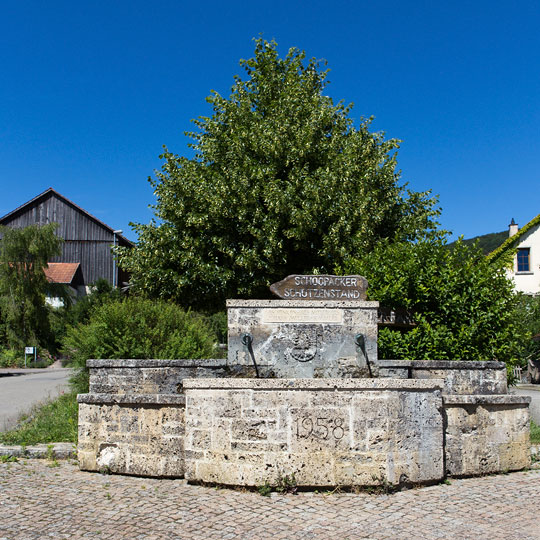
[262, 308, 343, 324]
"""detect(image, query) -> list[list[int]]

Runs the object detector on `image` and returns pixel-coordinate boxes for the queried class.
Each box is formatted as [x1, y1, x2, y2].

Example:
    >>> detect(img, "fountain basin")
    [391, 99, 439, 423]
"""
[184, 378, 445, 488]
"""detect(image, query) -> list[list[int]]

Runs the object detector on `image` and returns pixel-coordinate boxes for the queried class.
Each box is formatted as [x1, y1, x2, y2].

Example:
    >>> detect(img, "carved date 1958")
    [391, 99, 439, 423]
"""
[295, 416, 345, 440]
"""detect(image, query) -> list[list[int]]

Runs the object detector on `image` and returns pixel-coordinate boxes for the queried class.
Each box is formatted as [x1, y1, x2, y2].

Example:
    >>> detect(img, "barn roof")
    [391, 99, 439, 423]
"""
[0, 188, 133, 247]
[44, 263, 81, 285]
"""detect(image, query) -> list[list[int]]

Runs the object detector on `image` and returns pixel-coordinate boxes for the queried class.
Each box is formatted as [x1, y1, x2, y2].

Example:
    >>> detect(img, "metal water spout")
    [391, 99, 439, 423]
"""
[241, 333, 260, 378]
[355, 333, 373, 377]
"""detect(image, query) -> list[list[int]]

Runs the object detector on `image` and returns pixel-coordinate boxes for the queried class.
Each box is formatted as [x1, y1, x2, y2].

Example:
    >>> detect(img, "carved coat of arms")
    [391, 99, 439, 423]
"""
[289, 329, 318, 363]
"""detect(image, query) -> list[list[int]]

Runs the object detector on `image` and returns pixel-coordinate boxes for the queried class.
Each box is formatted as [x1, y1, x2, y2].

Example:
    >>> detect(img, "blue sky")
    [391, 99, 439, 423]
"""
[1, 0, 538, 242]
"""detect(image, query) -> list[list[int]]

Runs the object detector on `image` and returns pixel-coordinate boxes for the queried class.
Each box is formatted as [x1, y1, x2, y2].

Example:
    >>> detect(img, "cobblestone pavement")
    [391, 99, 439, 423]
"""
[1, 460, 539, 540]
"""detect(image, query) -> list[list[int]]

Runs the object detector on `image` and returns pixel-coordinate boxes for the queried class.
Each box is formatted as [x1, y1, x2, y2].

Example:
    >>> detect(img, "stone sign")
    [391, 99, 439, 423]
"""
[270, 274, 368, 300]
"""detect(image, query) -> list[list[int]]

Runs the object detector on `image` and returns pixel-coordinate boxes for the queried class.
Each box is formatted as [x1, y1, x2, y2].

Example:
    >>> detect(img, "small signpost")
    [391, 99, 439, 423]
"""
[270, 274, 368, 300]
[24, 346, 36, 367]
[269, 274, 416, 328]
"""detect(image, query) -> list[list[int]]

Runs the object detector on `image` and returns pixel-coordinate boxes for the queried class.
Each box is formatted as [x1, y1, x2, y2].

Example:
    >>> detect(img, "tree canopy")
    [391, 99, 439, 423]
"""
[343, 235, 523, 365]
[0, 224, 63, 350]
[118, 39, 439, 309]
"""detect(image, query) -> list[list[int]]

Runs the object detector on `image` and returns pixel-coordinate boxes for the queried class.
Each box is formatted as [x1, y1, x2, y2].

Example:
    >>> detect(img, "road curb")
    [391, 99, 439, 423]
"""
[0, 442, 76, 460]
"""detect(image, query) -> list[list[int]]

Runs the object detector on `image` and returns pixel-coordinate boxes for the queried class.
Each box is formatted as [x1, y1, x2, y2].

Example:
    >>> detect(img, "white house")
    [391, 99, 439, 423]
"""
[43, 262, 84, 308]
[489, 215, 540, 295]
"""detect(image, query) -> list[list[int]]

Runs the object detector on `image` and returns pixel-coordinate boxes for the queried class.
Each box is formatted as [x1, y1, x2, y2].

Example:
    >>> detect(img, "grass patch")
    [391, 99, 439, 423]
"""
[0, 391, 78, 446]
[531, 420, 540, 445]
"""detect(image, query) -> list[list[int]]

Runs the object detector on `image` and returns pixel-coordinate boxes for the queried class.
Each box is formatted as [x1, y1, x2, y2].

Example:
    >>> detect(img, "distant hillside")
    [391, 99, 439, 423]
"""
[449, 231, 507, 255]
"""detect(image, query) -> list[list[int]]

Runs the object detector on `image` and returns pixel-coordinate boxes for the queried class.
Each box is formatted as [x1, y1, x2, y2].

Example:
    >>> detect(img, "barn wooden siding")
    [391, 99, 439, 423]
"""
[0, 189, 131, 287]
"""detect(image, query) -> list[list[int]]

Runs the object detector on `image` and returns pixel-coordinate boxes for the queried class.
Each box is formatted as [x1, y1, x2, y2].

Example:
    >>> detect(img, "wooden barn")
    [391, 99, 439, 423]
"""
[0, 188, 132, 294]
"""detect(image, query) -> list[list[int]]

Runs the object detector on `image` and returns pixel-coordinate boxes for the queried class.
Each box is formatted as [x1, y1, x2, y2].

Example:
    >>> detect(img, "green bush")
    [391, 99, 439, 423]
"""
[48, 278, 123, 352]
[62, 296, 217, 371]
[204, 311, 228, 344]
[63, 297, 218, 394]
[513, 294, 540, 368]
[0, 347, 24, 368]
[0, 347, 56, 368]
[343, 235, 524, 365]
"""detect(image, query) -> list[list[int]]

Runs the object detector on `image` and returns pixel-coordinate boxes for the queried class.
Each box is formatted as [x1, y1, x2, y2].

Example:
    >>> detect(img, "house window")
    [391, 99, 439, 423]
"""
[517, 248, 530, 272]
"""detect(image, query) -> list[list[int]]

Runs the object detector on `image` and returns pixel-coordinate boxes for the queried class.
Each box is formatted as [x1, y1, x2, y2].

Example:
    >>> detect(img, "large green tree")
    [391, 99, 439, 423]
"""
[0, 224, 63, 350]
[119, 39, 439, 309]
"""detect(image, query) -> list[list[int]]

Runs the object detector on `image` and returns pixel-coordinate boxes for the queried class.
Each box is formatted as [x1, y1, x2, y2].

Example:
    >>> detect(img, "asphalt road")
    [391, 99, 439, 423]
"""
[0, 368, 73, 431]
[512, 384, 540, 424]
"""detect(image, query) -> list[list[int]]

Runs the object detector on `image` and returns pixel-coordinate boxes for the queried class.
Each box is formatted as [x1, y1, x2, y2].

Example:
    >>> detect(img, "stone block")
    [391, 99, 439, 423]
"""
[443, 395, 531, 476]
[77, 399, 185, 477]
[87, 359, 230, 395]
[378, 360, 508, 394]
[227, 300, 379, 378]
[184, 378, 444, 488]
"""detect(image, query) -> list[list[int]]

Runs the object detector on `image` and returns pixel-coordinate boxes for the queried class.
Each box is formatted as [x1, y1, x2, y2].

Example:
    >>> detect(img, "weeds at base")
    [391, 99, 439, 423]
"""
[257, 473, 298, 496]
[257, 482, 272, 497]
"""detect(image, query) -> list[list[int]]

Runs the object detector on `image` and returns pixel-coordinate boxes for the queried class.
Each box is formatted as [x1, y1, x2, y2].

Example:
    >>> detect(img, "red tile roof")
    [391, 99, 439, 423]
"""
[44, 263, 80, 284]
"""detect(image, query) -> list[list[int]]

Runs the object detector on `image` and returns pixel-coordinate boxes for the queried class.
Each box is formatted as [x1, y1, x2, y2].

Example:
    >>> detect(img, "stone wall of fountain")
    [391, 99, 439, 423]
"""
[78, 275, 531, 487]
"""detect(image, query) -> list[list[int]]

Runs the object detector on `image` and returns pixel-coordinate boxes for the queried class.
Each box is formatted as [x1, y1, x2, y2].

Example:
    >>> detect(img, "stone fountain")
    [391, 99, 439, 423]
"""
[78, 275, 531, 488]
